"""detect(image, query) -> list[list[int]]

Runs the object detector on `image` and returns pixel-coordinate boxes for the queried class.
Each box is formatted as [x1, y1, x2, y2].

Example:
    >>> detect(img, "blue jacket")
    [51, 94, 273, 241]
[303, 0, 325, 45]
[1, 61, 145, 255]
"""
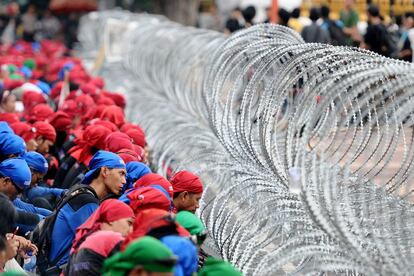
[13, 198, 52, 217]
[49, 187, 99, 267]
[15, 209, 40, 234]
[24, 185, 66, 200]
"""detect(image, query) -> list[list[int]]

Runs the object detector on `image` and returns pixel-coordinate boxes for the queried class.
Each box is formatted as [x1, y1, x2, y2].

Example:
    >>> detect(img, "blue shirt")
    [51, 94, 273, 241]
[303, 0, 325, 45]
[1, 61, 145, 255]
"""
[49, 191, 99, 267]
[15, 208, 41, 233]
[24, 185, 66, 200]
[13, 198, 52, 217]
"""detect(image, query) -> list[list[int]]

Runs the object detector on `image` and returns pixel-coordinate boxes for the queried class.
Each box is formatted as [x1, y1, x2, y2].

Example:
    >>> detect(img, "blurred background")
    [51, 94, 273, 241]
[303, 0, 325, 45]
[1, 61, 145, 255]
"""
[0, 0, 413, 60]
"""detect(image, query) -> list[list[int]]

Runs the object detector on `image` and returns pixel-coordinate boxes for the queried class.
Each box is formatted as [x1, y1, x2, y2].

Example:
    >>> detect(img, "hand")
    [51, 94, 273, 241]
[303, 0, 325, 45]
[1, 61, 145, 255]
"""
[5, 234, 38, 258]
[5, 237, 19, 260]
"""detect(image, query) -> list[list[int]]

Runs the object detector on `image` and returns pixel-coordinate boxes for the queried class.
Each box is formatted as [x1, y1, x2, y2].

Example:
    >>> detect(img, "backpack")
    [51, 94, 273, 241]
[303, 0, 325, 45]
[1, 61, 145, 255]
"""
[324, 19, 347, 46]
[379, 24, 396, 57]
[30, 184, 97, 275]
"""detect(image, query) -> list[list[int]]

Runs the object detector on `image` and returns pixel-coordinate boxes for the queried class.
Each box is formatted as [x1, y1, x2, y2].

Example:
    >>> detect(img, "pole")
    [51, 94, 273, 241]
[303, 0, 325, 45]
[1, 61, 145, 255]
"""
[271, 0, 278, 23]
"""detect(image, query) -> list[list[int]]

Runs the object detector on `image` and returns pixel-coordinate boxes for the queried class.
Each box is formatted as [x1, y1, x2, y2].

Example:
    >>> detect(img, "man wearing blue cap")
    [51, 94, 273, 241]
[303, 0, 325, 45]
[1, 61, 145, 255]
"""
[0, 133, 26, 162]
[22, 151, 66, 210]
[0, 157, 31, 200]
[11, 152, 53, 217]
[0, 157, 42, 233]
[47, 150, 126, 272]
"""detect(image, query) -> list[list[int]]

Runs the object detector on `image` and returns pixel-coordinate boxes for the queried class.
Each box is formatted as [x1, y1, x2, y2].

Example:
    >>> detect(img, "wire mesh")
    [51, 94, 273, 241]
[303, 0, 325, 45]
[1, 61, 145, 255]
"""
[77, 11, 414, 275]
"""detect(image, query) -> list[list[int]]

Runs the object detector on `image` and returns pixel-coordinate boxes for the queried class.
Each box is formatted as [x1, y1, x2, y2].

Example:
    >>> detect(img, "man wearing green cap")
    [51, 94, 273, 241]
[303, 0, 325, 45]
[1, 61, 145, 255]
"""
[176, 211, 206, 246]
[102, 236, 177, 276]
[198, 257, 242, 276]
[23, 59, 36, 70]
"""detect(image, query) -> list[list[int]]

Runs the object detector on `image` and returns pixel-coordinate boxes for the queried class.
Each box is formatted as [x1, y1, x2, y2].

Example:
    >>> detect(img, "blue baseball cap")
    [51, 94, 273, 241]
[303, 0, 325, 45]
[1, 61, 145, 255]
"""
[83, 150, 126, 184]
[0, 133, 26, 156]
[24, 151, 48, 174]
[0, 122, 13, 134]
[126, 161, 151, 186]
[0, 158, 31, 190]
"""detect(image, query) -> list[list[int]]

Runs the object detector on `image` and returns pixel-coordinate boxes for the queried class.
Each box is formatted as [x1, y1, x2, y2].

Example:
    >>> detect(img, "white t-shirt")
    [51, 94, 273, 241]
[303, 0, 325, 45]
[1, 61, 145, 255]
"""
[4, 258, 27, 275]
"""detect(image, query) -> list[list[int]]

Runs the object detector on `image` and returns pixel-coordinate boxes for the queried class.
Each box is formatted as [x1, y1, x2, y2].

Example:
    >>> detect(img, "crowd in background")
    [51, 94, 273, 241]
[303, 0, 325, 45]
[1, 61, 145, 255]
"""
[0, 2, 80, 50]
[198, 0, 414, 62]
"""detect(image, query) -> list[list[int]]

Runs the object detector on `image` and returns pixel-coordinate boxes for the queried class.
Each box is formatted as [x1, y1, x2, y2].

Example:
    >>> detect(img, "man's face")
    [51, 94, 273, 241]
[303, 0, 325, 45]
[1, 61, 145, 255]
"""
[0, 177, 21, 200]
[103, 167, 126, 195]
[36, 137, 53, 154]
[72, 115, 81, 129]
[2, 94, 16, 113]
[105, 217, 134, 237]
[31, 171, 45, 186]
[175, 192, 202, 213]
[404, 16, 414, 29]
[345, 0, 354, 9]
[26, 139, 38, 152]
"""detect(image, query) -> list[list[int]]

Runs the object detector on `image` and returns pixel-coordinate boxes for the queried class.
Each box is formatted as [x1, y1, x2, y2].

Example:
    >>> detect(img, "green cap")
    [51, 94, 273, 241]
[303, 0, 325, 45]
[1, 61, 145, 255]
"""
[9, 73, 23, 80]
[198, 258, 242, 276]
[23, 58, 36, 70]
[176, 210, 206, 245]
[176, 211, 205, 235]
[102, 236, 176, 276]
[7, 64, 17, 74]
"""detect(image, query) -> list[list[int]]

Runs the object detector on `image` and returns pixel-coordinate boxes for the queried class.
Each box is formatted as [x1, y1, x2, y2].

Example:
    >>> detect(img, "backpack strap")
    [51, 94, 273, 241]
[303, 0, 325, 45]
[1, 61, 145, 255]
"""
[47, 185, 97, 268]
[55, 184, 96, 211]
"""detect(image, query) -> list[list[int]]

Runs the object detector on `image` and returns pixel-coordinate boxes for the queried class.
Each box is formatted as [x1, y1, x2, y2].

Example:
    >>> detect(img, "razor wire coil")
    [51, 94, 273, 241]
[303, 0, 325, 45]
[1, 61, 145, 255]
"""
[78, 11, 414, 275]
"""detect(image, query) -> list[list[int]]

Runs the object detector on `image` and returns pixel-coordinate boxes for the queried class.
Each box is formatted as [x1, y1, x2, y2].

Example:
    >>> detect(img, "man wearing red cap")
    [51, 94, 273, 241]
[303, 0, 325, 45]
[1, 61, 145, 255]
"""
[33, 121, 56, 154]
[170, 170, 203, 213]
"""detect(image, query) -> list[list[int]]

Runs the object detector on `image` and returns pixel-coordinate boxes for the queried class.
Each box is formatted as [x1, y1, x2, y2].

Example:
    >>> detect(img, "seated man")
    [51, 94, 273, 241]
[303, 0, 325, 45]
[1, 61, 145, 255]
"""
[102, 236, 176, 276]
[22, 151, 65, 210]
[0, 157, 40, 233]
[171, 170, 203, 213]
[48, 151, 126, 272]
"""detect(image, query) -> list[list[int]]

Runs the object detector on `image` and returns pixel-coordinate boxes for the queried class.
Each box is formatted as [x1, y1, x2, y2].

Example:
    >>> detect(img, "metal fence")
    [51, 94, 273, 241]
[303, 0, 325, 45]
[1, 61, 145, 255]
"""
[78, 11, 414, 275]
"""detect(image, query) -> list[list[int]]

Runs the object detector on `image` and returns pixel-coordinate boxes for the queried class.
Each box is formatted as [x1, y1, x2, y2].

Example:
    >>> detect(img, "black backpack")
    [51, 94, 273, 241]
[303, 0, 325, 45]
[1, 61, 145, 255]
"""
[379, 24, 396, 57]
[30, 184, 97, 275]
[325, 19, 347, 46]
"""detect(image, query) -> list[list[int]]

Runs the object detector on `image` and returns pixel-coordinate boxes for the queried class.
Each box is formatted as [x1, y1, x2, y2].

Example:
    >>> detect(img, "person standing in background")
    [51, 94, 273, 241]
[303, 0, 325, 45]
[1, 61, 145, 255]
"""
[224, 7, 244, 34]
[362, 5, 392, 57]
[242, 5, 256, 28]
[340, 0, 360, 46]
[321, 5, 347, 46]
[21, 4, 38, 42]
[198, 2, 222, 31]
[398, 12, 414, 62]
[289, 8, 303, 33]
[301, 8, 331, 44]
[39, 10, 61, 40]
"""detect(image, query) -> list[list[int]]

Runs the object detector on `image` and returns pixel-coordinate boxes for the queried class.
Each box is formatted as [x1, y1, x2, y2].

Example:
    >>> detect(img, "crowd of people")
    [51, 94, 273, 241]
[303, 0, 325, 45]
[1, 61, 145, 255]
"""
[0, 30, 242, 276]
[198, 1, 414, 62]
[0, 3, 79, 49]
